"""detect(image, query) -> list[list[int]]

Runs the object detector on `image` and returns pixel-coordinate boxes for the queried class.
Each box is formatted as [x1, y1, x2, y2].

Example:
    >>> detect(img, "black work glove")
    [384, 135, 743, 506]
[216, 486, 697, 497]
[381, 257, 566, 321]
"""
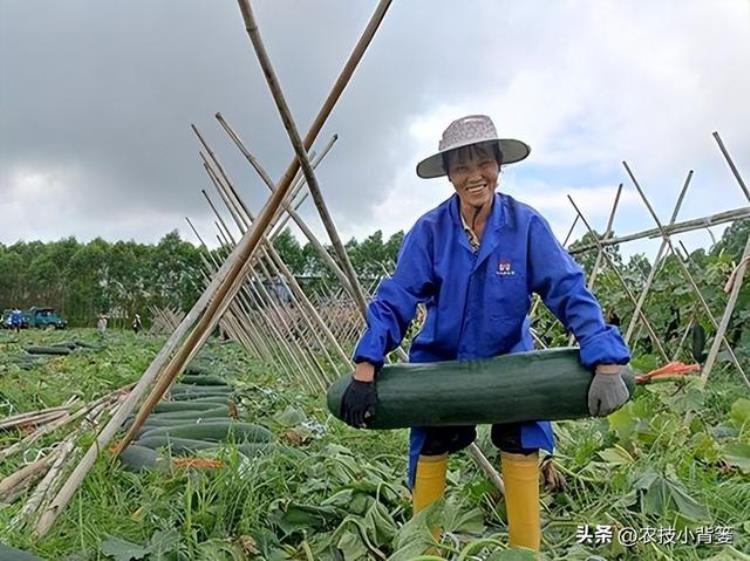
[340, 377, 378, 428]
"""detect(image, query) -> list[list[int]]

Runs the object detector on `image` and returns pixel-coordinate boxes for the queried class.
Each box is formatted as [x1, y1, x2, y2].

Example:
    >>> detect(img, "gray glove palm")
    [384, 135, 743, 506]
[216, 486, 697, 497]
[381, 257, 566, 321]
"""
[588, 366, 631, 416]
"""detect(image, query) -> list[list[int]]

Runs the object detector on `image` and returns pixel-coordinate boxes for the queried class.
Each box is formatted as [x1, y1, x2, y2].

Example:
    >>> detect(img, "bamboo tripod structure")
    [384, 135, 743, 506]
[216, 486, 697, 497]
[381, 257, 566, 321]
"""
[33, 0, 394, 537]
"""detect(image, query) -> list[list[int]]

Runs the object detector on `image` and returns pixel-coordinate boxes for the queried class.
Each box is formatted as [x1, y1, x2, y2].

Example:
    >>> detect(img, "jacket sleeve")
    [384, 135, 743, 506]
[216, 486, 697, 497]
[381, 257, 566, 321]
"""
[527, 214, 630, 369]
[352, 224, 435, 369]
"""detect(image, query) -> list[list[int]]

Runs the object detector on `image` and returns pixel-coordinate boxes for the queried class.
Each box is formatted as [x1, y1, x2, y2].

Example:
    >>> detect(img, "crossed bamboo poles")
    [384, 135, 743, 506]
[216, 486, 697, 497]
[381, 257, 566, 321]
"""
[31, 0, 750, 536]
[554, 132, 750, 390]
[33, 0, 394, 537]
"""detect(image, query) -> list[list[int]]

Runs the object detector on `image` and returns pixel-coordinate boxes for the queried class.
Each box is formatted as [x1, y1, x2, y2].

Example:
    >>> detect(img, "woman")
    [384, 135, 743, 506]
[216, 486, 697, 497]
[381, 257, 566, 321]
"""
[340, 115, 631, 552]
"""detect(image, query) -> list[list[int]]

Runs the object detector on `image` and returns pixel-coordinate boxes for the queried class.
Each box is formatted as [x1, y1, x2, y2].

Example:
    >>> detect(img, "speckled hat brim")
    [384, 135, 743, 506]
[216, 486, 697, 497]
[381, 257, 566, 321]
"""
[416, 138, 531, 179]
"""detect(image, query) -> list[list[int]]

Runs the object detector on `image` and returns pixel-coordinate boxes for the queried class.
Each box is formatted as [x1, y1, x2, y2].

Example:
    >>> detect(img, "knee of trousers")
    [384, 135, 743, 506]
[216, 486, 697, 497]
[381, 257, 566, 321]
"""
[421, 425, 477, 456]
[491, 423, 538, 455]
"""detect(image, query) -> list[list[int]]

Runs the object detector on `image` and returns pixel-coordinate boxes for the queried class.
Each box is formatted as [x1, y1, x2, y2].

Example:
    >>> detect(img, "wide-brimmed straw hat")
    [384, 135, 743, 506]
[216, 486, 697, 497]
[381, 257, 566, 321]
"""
[416, 114, 531, 179]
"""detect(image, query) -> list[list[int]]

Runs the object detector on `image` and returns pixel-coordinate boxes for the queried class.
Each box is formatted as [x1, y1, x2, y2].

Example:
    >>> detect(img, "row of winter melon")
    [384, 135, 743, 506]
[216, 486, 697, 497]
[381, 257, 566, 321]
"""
[119, 368, 276, 471]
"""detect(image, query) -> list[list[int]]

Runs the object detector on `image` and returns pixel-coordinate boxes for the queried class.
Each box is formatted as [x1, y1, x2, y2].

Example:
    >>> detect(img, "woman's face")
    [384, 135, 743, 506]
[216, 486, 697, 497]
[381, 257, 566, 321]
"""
[446, 143, 500, 209]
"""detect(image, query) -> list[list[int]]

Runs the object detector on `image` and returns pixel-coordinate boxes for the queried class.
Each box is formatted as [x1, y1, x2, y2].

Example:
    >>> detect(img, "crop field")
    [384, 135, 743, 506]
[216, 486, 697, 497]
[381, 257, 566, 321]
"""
[3, 1, 750, 560]
[0, 328, 748, 561]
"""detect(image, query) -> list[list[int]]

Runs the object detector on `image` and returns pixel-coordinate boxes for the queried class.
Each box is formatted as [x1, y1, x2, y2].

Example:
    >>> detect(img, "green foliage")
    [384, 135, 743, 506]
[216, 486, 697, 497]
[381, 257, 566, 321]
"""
[268, 228, 405, 293]
[540, 223, 750, 362]
[1, 329, 749, 561]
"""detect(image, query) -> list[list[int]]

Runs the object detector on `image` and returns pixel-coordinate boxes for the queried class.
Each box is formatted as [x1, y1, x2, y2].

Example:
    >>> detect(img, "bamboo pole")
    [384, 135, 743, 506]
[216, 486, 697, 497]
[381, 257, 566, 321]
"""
[214, 226, 309, 384]
[700, 234, 750, 388]
[215, 110, 404, 361]
[215, 114, 357, 297]
[568, 195, 669, 361]
[568, 206, 750, 255]
[213, 114, 337, 238]
[204, 151, 348, 376]
[203, 172, 329, 389]
[588, 184, 623, 291]
[215, 236, 301, 380]
[624, 171, 693, 344]
[568, 185, 623, 345]
[188, 216, 275, 364]
[198, 141, 346, 376]
[713, 131, 750, 202]
[197, 237, 271, 362]
[622, 161, 747, 380]
[34, 0, 392, 537]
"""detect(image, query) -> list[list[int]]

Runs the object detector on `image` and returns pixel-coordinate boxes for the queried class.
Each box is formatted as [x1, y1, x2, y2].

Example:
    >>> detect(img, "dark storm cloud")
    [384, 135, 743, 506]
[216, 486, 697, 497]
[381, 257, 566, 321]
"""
[0, 0, 496, 244]
[2, 1, 749, 247]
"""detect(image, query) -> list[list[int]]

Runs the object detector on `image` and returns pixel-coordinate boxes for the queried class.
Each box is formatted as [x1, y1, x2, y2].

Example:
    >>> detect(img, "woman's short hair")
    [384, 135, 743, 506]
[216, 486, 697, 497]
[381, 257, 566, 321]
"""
[442, 142, 504, 178]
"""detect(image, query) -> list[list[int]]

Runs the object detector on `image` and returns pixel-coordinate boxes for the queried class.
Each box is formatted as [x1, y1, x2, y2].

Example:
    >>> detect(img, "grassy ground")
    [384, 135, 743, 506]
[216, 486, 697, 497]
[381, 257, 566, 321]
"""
[0, 328, 748, 560]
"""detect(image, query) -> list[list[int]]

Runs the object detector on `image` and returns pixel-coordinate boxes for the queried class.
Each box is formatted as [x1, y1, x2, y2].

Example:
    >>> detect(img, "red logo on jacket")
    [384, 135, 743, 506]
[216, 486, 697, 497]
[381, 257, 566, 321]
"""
[497, 259, 515, 276]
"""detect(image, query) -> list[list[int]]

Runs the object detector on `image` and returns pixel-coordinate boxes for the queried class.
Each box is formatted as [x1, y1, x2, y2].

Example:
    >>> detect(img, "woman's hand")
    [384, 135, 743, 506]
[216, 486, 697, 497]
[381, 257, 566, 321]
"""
[340, 362, 378, 428]
[353, 362, 376, 382]
[588, 364, 631, 416]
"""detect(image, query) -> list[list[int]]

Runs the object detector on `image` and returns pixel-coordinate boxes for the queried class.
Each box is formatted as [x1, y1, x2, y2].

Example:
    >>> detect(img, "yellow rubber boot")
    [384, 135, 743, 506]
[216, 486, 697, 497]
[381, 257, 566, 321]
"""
[500, 451, 541, 552]
[412, 453, 448, 542]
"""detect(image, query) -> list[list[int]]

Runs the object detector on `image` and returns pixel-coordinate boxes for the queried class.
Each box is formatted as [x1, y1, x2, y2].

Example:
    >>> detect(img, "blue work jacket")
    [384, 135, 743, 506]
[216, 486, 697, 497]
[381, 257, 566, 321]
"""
[353, 192, 630, 487]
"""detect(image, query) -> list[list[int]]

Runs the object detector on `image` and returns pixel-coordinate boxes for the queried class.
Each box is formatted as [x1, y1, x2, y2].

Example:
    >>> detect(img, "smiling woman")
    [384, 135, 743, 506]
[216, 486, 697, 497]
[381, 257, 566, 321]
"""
[444, 142, 501, 242]
[338, 113, 632, 554]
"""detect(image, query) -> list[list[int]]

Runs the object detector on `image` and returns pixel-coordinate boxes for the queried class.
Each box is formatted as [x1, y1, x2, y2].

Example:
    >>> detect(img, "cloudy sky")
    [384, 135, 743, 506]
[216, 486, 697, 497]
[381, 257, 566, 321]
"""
[1, 0, 749, 260]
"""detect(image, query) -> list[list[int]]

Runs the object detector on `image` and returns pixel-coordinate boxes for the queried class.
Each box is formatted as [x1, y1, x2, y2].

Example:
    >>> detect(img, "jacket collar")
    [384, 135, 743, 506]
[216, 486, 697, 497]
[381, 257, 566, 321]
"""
[449, 192, 512, 271]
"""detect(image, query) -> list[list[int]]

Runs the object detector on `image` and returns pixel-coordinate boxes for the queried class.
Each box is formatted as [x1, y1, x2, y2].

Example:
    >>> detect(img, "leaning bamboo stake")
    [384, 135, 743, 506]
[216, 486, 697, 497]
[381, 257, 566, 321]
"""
[193, 225, 282, 368]
[195, 243, 268, 361]
[214, 227, 309, 384]
[624, 170, 693, 344]
[467, 444, 505, 495]
[199, 126, 353, 371]
[201, 148, 347, 376]
[588, 185, 623, 290]
[211, 115, 336, 238]
[713, 131, 750, 202]
[217, 233, 300, 379]
[699, 236, 750, 386]
[270, 190, 310, 240]
[208, 191, 322, 388]
[568, 185, 623, 345]
[623, 161, 747, 381]
[201, 159, 317, 370]
[215, 114, 357, 298]
[34, 5, 392, 537]
[568, 195, 669, 361]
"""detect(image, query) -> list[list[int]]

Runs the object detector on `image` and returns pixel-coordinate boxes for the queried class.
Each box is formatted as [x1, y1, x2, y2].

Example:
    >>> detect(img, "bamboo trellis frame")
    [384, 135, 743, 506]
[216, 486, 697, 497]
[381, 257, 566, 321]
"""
[33, 0, 394, 537]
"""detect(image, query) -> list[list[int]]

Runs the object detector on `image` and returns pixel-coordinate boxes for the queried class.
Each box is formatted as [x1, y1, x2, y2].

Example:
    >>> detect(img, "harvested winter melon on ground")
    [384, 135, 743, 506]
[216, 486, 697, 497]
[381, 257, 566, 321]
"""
[138, 420, 273, 443]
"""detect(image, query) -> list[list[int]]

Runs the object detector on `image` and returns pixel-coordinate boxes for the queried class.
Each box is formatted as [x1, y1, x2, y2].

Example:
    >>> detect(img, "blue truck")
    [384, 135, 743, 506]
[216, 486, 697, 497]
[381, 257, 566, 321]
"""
[25, 307, 68, 329]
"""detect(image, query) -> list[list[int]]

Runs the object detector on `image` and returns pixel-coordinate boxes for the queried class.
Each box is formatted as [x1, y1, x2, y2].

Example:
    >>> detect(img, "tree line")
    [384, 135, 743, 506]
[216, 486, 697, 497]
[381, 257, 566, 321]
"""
[0, 229, 405, 327]
[1, 221, 747, 364]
